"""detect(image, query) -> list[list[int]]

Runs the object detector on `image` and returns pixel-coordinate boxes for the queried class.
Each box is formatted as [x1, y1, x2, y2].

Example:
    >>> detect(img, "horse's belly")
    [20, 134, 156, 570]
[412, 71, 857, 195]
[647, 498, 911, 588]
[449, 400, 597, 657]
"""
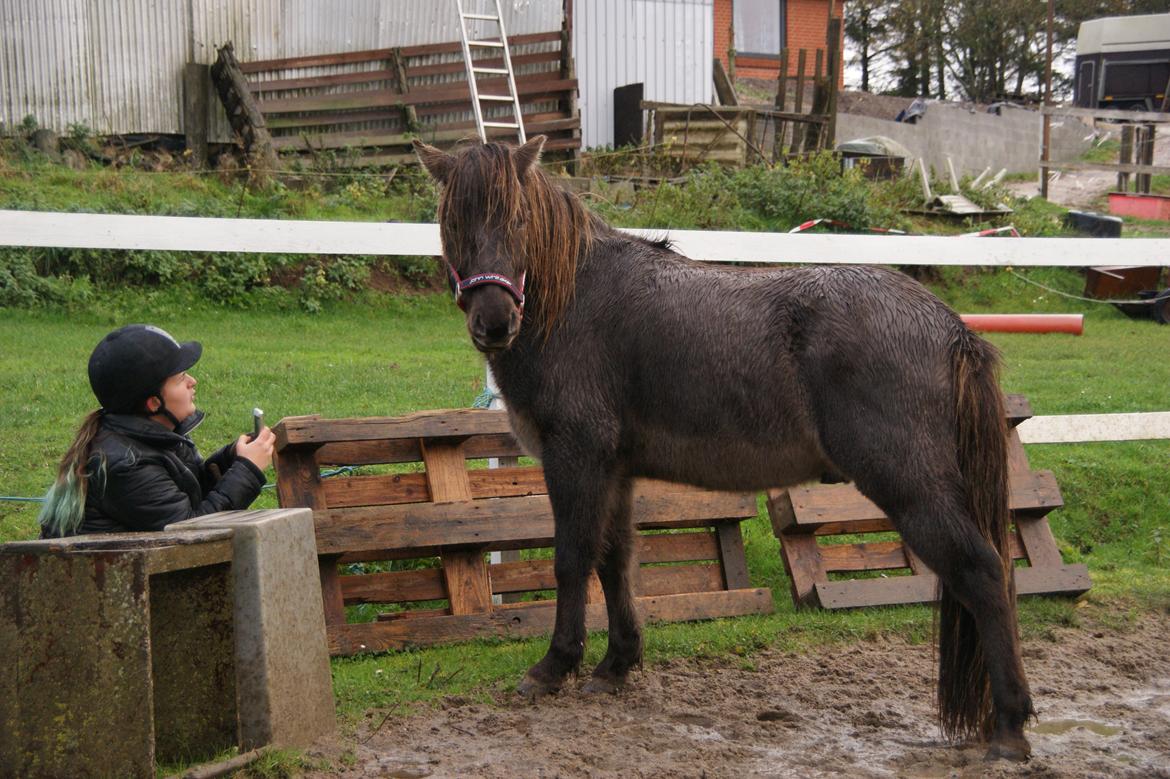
[631, 432, 828, 491]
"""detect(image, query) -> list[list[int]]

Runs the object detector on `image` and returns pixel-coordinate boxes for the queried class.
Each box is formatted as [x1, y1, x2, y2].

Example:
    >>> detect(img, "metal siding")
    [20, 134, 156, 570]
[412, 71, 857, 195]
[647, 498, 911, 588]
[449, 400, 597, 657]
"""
[575, 0, 712, 148]
[2, 0, 560, 136]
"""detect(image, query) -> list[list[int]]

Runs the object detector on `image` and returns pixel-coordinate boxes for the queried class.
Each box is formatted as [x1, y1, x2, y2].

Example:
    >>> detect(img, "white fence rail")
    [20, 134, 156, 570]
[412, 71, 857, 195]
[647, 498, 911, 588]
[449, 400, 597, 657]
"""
[4, 210, 1170, 266]
[2, 209, 1167, 444]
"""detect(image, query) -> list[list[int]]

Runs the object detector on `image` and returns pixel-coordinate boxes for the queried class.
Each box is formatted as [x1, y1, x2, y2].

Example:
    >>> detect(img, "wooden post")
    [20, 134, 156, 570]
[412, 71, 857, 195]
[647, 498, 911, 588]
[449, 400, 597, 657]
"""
[792, 49, 808, 154]
[560, 13, 580, 170]
[713, 58, 739, 106]
[773, 49, 789, 160]
[1138, 125, 1155, 194]
[183, 63, 210, 169]
[210, 42, 281, 184]
[803, 50, 825, 152]
[420, 439, 493, 615]
[389, 49, 419, 133]
[1119, 125, 1134, 193]
[825, 17, 841, 149]
[1041, 0, 1054, 199]
[273, 446, 346, 627]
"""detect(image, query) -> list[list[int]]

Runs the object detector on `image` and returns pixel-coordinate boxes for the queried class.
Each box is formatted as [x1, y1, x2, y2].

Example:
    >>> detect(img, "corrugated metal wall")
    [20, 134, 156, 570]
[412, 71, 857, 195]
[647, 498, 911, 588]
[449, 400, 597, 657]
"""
[574, 0, 713, 148]
[1, 0, 562, 137]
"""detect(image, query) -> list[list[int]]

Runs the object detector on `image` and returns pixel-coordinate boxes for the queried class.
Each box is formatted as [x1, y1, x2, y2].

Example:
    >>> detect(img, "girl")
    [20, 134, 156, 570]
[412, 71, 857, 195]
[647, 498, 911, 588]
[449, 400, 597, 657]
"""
[39, 324, 275, 537]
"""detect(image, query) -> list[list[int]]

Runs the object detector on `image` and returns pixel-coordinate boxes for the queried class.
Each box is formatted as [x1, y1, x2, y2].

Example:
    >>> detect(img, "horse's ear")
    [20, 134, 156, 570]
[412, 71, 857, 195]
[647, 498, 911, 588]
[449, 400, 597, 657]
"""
[413, 140, 452, 184]
[513, 135, 546, 178]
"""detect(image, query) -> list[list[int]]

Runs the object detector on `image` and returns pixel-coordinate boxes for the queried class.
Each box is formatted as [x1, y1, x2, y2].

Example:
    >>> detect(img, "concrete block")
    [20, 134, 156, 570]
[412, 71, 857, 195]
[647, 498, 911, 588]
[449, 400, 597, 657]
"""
[0, 531, 236, 778]
[170, 509, 335, 749]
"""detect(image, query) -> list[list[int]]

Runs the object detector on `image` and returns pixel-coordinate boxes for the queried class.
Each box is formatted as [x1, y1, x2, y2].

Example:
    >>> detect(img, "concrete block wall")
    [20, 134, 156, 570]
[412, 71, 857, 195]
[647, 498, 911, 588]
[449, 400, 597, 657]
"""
[835, 105, 1093, 178]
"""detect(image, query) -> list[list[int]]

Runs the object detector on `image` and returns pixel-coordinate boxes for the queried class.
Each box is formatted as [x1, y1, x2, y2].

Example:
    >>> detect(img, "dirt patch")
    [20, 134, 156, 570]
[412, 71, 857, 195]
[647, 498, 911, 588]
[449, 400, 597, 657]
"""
[309, 608, 1170, 778]
[1006, 118, 1170, 209]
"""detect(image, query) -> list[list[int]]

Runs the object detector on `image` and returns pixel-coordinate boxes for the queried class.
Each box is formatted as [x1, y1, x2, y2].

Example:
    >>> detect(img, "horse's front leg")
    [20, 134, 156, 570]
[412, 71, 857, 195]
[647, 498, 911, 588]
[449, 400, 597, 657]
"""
[582, 477, 642, 694]
[517, 450, 616, 699]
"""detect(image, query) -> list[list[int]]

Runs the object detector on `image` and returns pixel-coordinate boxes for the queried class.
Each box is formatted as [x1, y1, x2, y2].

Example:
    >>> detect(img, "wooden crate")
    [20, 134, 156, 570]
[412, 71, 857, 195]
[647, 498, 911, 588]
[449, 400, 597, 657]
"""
[273, 409, 772, 656]
[767, 395, 1091, 609]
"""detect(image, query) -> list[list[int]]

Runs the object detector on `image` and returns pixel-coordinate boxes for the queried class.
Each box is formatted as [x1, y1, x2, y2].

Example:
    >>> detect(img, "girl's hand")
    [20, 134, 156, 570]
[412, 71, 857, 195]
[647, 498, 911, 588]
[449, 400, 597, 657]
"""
[236, 427, 275, 471]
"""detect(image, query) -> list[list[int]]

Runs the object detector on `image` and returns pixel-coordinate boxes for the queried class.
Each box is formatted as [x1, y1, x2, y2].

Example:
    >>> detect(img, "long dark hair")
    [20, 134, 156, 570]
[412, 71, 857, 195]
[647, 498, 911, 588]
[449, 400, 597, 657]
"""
[38, 410, 107, 536]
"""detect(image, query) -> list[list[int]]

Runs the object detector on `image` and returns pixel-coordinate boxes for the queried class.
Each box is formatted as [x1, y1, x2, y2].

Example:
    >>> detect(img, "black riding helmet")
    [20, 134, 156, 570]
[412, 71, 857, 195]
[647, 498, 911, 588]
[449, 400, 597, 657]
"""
[88, 324, 202, 419]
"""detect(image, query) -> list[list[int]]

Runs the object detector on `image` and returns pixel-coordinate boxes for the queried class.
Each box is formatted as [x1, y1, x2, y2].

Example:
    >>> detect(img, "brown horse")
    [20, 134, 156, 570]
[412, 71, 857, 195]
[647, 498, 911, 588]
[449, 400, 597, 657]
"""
[414, 136, 1034, 761]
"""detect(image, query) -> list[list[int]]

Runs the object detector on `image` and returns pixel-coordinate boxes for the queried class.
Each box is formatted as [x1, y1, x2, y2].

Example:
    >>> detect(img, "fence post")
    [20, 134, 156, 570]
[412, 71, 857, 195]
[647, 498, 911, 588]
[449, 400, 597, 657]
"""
[825, 17, 841, 149]
[183, 63, 210, 169]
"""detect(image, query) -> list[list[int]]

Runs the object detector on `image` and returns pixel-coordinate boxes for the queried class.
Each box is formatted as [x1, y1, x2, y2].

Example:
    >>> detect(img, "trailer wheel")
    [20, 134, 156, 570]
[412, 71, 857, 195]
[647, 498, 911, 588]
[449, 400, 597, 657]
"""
[1152, 290, 1170, 325]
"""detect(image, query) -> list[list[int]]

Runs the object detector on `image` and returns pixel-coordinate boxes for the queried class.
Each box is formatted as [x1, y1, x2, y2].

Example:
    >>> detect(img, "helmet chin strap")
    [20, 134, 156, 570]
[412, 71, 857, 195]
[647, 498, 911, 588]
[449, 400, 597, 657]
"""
[149, 394, 183, 429]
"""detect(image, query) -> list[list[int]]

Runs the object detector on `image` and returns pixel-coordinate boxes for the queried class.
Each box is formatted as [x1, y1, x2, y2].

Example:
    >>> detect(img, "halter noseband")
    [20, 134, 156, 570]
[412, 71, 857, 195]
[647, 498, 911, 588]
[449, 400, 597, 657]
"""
[446, 261, 526, 312]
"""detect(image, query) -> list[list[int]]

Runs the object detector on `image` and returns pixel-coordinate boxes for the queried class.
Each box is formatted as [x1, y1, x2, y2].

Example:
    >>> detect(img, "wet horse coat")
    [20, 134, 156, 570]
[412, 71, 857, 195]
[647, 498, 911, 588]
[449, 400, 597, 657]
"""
[415, 136, 1034, 760]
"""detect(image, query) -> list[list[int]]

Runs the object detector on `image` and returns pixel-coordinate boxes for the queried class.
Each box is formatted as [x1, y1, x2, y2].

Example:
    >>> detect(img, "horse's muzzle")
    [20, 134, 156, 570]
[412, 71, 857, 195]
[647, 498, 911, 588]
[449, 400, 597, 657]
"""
[469, 308, 522, 353]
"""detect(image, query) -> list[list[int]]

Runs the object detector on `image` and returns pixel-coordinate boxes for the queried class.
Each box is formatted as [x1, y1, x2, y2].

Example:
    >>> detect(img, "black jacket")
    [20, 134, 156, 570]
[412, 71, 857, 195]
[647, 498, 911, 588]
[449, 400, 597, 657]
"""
[62, 411, 265, 535]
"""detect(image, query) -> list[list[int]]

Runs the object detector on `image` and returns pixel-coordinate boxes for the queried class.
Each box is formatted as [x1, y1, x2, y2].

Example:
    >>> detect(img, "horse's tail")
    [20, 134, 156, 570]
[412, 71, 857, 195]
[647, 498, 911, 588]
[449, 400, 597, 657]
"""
[939, 328, 1014, 741]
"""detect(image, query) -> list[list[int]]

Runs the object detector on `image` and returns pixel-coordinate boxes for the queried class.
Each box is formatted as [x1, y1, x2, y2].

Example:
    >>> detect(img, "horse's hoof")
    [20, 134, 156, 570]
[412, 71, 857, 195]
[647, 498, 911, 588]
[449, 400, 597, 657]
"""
[581, 675, 623, 695]
[516, 672, 561, 701]
[985, 736, 1031, 762]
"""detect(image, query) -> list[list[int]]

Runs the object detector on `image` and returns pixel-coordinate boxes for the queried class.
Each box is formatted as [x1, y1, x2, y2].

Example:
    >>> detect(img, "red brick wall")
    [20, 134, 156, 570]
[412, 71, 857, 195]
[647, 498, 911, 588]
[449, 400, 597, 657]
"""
[714, 0, 842, 82]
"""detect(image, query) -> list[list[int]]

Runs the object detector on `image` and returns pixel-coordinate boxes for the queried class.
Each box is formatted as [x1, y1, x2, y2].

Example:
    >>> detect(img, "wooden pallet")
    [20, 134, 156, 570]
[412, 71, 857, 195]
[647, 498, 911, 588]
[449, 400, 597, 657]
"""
[273, 409, 771, 656]
[235, 23, 579, 167]
[767, 395, 1091, 609]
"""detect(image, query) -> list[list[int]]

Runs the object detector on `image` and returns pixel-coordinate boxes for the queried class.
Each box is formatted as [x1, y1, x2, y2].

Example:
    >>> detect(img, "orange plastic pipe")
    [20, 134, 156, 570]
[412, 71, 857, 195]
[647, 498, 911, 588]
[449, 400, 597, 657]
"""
[959, 314, 1084, 335]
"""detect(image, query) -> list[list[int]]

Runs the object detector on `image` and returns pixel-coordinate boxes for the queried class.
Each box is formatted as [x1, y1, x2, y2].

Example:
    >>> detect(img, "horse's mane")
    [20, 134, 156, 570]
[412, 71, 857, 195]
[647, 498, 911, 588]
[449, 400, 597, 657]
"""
[438, 142, 597, 336]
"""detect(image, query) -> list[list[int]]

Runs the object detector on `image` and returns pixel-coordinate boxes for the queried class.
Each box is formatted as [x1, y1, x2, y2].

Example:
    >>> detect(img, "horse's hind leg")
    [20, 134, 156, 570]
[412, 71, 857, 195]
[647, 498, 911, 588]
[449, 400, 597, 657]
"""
[817, 414, 1032, 758]
[583, 478, 642, 694]
[516, 448, 617, 699]
[888, 493, 1033, 759]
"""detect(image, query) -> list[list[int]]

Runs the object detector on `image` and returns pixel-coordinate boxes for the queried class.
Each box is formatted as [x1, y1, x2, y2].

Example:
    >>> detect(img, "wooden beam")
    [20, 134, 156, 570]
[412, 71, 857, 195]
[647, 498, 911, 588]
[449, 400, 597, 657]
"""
[327, 588, 773, 654]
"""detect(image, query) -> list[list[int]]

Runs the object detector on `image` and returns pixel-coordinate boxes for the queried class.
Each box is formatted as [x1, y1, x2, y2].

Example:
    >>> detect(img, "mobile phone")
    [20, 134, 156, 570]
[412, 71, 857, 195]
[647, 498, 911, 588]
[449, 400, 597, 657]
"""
[249, 407, 264, 441]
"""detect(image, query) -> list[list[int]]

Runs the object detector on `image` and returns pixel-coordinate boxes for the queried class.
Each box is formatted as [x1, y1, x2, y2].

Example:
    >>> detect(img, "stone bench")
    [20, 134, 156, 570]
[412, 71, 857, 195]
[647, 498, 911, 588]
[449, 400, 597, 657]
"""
[1, 508, 334, 778]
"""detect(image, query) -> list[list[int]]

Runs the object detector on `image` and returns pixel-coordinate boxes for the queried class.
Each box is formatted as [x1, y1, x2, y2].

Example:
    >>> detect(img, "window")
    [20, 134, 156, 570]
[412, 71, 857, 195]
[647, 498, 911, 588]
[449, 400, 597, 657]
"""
[734, 0, 785, 57]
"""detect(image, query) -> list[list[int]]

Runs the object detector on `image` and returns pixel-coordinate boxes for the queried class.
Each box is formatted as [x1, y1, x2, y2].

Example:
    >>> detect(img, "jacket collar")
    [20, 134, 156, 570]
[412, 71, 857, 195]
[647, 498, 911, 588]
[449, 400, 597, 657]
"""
[102, 409, 206, 444]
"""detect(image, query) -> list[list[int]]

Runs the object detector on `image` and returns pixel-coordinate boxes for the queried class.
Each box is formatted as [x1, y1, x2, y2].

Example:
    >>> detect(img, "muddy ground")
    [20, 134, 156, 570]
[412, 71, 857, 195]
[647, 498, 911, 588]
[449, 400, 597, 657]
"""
[308, 606, 1170, 778]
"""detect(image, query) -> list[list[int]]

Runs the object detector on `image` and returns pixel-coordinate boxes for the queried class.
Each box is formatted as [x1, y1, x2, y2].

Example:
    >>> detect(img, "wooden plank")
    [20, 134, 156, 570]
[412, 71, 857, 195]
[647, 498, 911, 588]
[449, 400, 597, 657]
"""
[770, 469, 1062, 532]
[270, 116, 581, 152]
[813, 564, 1090, 609]
[1014, 516, 1065, 568]
[421, 440, 491, 616]
[312, 432, 524, 467]
[257, 76, 578, 115]
[327, 588, 773, 654]
[321, 471, 430, 508]
[249, 51, 562, 95]
[1004, 393, 1032, 426]
[715, 522, 751, 590]
[638, 531, 720, 563]
[404, 50, 561, 80]
[267, 109, 401, 131]
[315, 485, 756, 555]
[275, 409, 511, 448]
[250, 68, 396, 94]
[340, 567, 445, 604]
[818, 541, 907, 573]
[637, 564, 724, 597]
[339, 535, 732, 603]
[489, 558, 556, 594]
[778, 532, 824, 607]
[274, 444, 347, 626]
[240, 31, 562, 74]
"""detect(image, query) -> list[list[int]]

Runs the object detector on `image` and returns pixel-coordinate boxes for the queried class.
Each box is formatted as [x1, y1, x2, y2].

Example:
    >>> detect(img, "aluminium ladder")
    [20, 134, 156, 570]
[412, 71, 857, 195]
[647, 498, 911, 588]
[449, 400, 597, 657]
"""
[456, 0, 527, 144]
